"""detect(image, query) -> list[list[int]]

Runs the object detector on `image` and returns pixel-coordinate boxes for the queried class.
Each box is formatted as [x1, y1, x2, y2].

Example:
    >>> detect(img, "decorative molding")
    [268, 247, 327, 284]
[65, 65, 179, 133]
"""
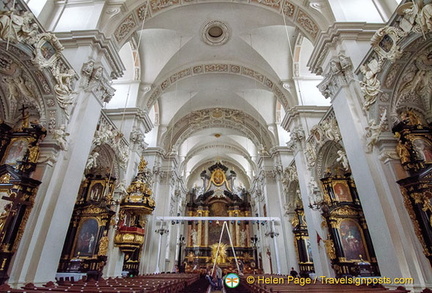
[146, 63, 291, 110]
[112, 0, 321, 47]
[317, 54, 354, 100]
[308, 23, 383, 75]
[80, 60, 116, 104]
[163, 107, 273, 153]
[370, 26, 407, 63]
[365, 109, 387, 153]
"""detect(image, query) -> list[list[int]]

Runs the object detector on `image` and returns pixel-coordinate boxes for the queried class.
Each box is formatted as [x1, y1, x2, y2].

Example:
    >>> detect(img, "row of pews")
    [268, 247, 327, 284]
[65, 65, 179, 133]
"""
[240, 274, 430, 293]
[0, 273, 200, 293]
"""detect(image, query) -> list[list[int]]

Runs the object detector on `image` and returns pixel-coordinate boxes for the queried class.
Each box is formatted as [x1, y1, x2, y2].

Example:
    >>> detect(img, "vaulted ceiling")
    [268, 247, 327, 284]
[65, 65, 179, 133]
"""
[108, 1, 330, 188]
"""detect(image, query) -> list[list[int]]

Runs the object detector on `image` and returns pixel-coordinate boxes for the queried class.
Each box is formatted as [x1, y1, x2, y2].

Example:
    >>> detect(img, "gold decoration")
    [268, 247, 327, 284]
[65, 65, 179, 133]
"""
[83, 207, 106, 215]
[114, 230, 145, 253]
[210, 168, 226, 186]
[321, 219, 328, 229]
[13, 206, 32, 252]
[400, 110, 423, 127]
[291, 216, 299, 227]
[210, 242, 228, 264]
[332, 206, 358, 217]
[27, 145, 40, 163]
[324, 239, 337, 260]
[98, 233, 109, 256]
[0, 174, 11, 184]
[138, 158, 148, 172]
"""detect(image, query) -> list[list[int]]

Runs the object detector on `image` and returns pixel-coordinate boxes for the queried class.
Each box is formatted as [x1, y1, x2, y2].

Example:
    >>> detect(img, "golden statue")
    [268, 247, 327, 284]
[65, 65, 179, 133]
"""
[324, 238, 337, 260]
[98, 232, 109, 256]
[0, 204, 11, 234]
[27, 144, 40, 163]
[210, 243, 228, 264]
[138, 158, 148, 172]
[396, 140, 411, 165]
[401, 110, 422, 126]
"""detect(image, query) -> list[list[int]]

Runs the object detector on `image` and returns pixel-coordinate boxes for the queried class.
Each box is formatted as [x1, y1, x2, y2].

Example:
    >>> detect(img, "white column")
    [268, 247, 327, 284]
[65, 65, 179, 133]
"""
[9, 90, 104, 286]
[331, 83, 432, 288]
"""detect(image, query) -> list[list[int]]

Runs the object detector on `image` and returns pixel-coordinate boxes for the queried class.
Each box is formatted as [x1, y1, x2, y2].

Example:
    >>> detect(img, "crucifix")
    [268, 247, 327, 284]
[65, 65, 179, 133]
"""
[19, 105, 29, 129]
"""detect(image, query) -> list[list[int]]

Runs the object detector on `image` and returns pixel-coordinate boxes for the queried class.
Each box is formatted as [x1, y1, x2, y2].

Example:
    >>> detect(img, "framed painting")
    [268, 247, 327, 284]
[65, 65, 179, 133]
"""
[338, 219, 367, 261]
[74, 218, 99, 257]
[1, 138, 29, 166]
[88, 182, 104, 201]
[332, 181, 352, 202]
[412, 138, 432, 163]
[304, 238, 313, 263]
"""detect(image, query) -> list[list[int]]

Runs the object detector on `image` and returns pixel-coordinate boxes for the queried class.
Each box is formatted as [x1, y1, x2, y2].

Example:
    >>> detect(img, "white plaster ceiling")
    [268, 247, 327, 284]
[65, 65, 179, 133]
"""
[116, 2, 311, 186]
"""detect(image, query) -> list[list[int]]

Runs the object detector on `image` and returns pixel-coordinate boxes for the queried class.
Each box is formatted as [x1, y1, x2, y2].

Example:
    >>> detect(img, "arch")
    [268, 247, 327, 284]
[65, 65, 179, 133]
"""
[388, 38, 432, 123]
[181, 143, 256, 172]
[92, 144, 121, 179]
[106, 1, 327, 49]
[315, 140, 344, 180]
[0, 43, 69, 134]
[161, 108, 276, 153]
[143, 62, 294, 112]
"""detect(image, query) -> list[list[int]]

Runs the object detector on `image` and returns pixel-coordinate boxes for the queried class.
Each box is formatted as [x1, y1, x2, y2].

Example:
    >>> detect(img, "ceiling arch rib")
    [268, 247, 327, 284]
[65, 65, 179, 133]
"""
[107, 1, 326, 49]
[181, 142, 256, 172]
[161, 108, 275, 154]
[144, 63, 293, 111]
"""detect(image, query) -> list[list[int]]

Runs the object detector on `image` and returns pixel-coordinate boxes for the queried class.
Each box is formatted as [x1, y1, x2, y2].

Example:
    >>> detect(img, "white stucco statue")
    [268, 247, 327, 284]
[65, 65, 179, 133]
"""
[86, 152, 99, 170]
[53, 124, 70, 151]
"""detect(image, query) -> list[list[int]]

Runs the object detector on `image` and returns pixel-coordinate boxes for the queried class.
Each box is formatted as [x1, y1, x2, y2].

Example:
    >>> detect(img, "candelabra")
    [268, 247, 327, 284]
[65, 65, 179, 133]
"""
[177, 235, 185, 272]
[265, 230, 279, 238]
[155, 227, 170, 235]
[154, 226, 169, 273]
[266, 220, 281, 274]
[250, 235, 260, 270]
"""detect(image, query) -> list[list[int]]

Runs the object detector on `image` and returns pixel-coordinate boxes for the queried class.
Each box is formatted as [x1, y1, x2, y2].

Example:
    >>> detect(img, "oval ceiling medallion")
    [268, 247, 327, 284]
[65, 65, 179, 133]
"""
[202, 21, 230, 46]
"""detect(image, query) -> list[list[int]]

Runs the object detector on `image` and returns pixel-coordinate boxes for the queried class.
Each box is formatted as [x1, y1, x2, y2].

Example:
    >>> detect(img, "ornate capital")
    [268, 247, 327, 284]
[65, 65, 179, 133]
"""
[317, 54, 353, 100]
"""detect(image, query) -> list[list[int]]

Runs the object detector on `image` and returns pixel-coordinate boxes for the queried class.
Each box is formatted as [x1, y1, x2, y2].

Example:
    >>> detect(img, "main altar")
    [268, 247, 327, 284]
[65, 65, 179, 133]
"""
[183, 162, 257, 272]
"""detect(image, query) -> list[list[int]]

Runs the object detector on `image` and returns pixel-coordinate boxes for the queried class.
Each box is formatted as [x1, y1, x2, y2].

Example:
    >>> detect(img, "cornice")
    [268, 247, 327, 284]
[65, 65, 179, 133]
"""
[55, 30, 125, 79]
[103, 107, 154, 133]
[308, 22, 385, 75]
[280, 105, 329, 131]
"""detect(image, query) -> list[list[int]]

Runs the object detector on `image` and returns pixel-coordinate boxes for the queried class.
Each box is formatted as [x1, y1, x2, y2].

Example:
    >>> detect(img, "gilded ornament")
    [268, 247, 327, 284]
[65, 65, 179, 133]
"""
[98, 233, 109, 256]
[0, 174, 11, 184]
[324, 239, 337, 260]
[138, 158, 148, 172]
[291, 216, 299, 227]
[27, 145, 40, 163]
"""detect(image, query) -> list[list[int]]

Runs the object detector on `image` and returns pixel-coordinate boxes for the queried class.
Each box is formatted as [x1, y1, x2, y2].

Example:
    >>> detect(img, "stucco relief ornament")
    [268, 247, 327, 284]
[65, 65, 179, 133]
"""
[365, 109, 387, 153]
[370, 26, 407, 63]
[53, 61, 76, 118]
[321, 117, 341, 142]
[53, 124, 69, 151]
[86, 152, 99, 171]
[336, 150, 350, 171]
[398, 1, 432, 35]
[317, 55, 352, 100]
[360, 60, 382, 111]
[0, 9, 39, 44]
[398, 51, 432, 103]
[287, 165, 298, 182]
[32, 33, 64, 69]
[305, 142, 317, 168]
